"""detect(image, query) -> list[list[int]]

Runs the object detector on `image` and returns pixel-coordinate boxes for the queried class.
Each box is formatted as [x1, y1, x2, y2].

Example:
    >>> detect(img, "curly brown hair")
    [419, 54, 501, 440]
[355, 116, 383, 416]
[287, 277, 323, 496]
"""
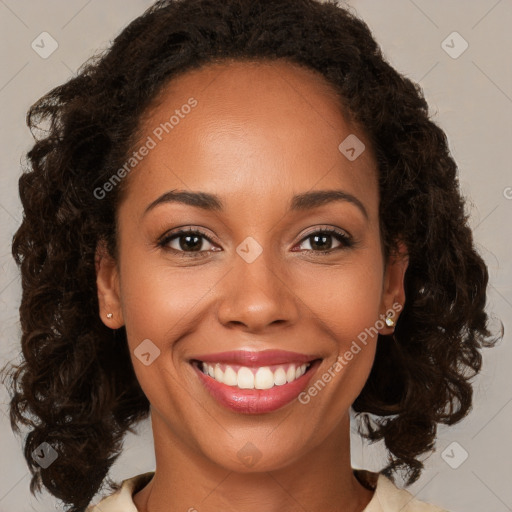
[1, 0, 501, 510]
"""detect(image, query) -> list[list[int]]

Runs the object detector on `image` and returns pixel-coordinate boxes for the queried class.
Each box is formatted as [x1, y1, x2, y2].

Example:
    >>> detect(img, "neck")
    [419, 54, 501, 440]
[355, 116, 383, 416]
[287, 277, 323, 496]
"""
[133, 410, 374, 512]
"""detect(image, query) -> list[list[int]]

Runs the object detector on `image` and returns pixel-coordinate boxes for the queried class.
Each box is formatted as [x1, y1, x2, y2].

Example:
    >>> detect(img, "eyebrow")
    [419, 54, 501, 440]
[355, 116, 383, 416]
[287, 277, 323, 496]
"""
[144, 189, 368, 219]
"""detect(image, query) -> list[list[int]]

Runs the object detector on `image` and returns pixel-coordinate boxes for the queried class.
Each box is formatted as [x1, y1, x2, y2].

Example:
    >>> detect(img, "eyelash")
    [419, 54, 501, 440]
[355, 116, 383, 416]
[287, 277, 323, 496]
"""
[157, 226, 353, 259]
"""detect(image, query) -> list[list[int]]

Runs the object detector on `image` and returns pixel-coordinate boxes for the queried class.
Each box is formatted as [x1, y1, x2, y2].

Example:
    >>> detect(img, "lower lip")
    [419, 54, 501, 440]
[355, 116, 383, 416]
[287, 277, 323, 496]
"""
[192, 360, 321, 414]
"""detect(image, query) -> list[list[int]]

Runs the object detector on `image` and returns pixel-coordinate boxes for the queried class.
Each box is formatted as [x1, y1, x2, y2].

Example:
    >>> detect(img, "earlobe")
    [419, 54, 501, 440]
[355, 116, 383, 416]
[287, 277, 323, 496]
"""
[95, 239, 124, 328]
[380, 240, 409, 332]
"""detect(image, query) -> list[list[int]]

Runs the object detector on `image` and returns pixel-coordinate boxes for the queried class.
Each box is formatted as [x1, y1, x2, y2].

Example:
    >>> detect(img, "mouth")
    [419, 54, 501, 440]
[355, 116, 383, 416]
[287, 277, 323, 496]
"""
[189, 350, 322, 414]
[191, 360, 316, 389]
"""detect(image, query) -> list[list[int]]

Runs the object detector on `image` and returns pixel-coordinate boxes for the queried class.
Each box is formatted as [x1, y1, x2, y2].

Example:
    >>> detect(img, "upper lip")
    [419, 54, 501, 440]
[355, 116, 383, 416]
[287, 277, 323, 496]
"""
[190, 349, 321, 366]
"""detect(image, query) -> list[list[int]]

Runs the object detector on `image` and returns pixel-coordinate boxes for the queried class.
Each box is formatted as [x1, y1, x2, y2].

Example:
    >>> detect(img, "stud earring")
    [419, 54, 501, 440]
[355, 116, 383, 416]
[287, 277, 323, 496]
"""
[106, 313, 113, 319]
[385, 315, 395, 327]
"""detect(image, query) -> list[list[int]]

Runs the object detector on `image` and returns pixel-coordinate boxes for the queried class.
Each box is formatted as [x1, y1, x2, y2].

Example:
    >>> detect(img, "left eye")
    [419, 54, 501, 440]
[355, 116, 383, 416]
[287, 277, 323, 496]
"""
[295, 229, 351, 252]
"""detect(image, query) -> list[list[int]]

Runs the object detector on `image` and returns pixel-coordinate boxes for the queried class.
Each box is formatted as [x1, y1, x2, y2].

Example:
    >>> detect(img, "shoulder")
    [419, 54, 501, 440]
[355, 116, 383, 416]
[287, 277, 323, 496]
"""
[357, 469, 450, 512]
[86, 472, 154, 512]
[87, 469, 450, 512]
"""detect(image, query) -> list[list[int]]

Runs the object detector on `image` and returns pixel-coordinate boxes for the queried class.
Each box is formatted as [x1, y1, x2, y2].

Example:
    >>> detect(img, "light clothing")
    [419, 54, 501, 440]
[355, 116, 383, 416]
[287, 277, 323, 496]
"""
[86, 468, 449, 511]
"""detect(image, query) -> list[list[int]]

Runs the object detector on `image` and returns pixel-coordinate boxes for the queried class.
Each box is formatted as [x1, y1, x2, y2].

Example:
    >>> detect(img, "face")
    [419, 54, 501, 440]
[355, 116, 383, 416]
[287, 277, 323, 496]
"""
[96, 60, 408, 472]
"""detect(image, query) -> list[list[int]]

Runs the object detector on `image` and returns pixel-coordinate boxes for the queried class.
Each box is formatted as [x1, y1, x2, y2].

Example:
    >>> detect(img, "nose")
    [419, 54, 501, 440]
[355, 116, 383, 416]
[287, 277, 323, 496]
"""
[216, 248, 300, 333]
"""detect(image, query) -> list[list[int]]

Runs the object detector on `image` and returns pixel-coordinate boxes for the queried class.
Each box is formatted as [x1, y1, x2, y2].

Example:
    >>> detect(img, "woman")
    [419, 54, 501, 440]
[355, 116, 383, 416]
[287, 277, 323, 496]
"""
[3, 0, 499, 511]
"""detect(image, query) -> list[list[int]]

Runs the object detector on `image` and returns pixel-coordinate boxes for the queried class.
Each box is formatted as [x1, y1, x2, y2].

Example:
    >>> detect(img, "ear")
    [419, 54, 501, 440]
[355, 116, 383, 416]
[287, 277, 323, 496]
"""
[95, 239, 124, 328]
[379, 240, 409, 334]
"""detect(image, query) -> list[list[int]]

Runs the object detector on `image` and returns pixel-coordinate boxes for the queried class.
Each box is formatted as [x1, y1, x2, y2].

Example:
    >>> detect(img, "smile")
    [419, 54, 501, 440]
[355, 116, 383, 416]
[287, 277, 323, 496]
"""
[196, 361, 311, 389]
[190, 350, 322, 414]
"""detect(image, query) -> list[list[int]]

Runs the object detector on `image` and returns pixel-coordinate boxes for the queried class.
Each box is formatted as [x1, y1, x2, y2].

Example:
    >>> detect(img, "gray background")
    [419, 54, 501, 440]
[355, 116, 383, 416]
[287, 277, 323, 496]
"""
[0, 1, 511, 511]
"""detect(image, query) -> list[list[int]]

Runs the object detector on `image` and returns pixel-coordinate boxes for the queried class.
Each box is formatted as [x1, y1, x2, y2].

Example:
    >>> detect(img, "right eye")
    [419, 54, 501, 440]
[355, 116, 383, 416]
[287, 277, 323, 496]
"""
[158, 228, 220, 257]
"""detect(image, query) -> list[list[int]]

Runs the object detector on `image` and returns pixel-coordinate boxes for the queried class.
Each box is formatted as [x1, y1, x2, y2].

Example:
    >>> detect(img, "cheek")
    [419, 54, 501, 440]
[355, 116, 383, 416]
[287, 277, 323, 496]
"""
[291, 255, 384, 425]
[116, 256, 221, 406]
[118, 255, 224, 351]
[295, 254, 384, 345]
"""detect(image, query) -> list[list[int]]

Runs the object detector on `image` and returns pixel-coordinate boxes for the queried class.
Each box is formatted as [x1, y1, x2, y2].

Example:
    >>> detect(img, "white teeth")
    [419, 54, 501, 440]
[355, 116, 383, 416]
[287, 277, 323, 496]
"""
[254, 367, 274, 390]
[295, 364, 307, 379]
[273, 367, 287, 386]
[214, 364, 223, 382]
[237, 367, 254, 389]
[199, 361, 312, 389]
[223, 365, 238, 386]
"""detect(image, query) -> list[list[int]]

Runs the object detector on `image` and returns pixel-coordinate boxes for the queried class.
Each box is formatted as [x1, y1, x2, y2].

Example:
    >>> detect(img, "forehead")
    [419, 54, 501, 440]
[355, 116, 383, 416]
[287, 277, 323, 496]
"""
[121, 60, 378, 218]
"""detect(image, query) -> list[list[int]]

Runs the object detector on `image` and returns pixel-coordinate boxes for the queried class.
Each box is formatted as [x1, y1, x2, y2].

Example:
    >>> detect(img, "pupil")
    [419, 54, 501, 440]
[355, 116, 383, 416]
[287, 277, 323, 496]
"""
[180, 234, 202, 251]
[311, 234, 331, 251]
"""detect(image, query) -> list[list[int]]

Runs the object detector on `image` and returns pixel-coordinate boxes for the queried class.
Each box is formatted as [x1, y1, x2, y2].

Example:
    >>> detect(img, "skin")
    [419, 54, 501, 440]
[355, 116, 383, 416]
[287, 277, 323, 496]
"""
[96, 60, 408, 512]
